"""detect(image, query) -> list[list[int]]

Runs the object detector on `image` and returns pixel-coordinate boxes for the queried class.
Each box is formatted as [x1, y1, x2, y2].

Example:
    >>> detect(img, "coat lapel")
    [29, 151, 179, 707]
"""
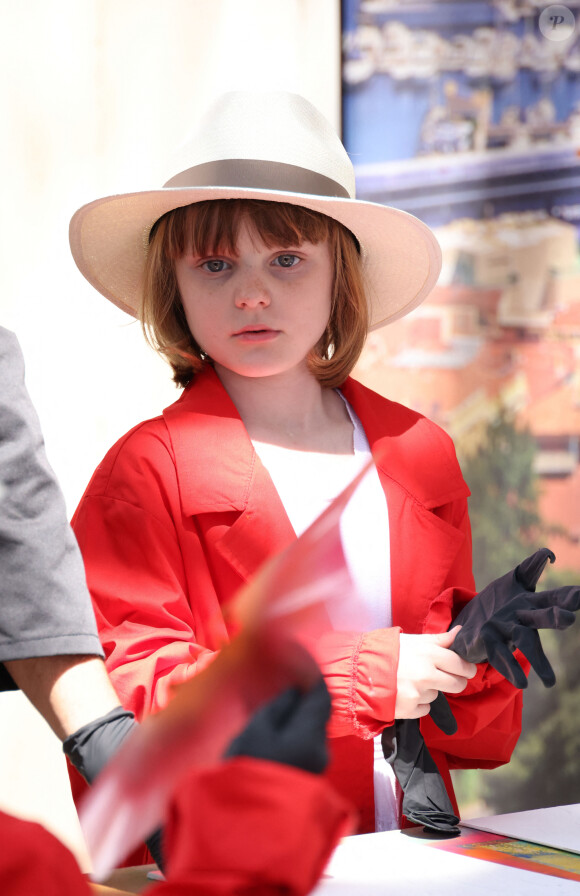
[342, 378, 470, 634]
[163, 368, 296, 584]
[163, 370, 470, 626]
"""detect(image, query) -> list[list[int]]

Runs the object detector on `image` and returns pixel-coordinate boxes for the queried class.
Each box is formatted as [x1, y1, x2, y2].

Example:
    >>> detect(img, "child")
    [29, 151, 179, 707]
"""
[0, 325, 351, 891]
[69, 91, 523, 855]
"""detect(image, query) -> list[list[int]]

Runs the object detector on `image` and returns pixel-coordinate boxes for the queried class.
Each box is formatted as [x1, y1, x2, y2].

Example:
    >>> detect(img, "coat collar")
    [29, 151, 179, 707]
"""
[163, 367, 257, 515]
[341, 378, 470, 508]
[162, 369, 470, 606]
[162, 368, 469, 518]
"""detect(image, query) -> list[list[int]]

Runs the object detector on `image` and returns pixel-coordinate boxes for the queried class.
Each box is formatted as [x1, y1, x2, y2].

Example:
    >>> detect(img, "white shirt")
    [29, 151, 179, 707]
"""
[252, 392, 398, 831]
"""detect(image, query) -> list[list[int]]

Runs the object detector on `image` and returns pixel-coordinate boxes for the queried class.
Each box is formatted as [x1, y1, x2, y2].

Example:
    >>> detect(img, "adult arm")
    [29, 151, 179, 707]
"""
[0, 328, 120, 738]
[0, 328, 105, 685]
[4, 655, 120, 741]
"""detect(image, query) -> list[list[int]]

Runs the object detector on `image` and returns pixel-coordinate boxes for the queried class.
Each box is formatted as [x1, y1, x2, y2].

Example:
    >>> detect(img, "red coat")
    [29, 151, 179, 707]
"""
[0, 763, 349, 896]
[71, 368, 524, 841]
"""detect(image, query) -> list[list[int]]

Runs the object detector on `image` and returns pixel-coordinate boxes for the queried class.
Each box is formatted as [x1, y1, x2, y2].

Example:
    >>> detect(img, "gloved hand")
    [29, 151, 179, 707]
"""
[430, 548, 580, 734]
[63, 706, 165, 871]
[384, 548, 580, 830]
[225, 677, 331, 775]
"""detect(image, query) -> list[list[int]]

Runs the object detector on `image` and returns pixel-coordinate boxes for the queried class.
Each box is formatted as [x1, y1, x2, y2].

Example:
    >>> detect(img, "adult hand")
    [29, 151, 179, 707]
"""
[395, 629, 476, 719]
[225, 677, 331, 775]
[63, 707, 165, 870]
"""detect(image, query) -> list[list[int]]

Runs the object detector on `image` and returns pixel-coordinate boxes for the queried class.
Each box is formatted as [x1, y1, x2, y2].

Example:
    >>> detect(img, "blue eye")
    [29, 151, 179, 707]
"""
[274, 253, 300, 268]
[201, 259, 230, 273]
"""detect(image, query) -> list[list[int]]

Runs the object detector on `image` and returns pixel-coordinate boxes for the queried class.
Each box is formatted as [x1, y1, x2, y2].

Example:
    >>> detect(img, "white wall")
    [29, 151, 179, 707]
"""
[0, 0, 341, 869]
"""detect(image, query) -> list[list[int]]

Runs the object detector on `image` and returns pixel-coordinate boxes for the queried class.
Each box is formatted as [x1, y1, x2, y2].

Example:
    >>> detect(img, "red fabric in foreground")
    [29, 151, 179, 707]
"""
[0, 809, 90, 896]
[156, 757, 353, 896]
[2, 761, 351, 896]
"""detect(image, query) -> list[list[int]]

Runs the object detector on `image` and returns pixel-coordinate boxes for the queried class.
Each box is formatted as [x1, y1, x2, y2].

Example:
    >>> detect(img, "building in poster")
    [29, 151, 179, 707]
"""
[343, 0, 580, 572]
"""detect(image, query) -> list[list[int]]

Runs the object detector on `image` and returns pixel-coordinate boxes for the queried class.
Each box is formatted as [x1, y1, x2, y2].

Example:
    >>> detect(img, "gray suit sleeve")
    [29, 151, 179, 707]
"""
[0, 327, 103, 689]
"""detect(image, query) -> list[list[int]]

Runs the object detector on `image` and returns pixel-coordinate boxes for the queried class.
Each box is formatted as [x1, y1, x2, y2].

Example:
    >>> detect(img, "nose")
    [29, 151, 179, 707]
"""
[234, 271, 271, 309]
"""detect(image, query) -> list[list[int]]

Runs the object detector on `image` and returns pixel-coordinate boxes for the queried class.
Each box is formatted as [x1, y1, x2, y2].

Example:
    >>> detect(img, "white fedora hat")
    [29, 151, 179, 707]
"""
[69, 91, 441, 330]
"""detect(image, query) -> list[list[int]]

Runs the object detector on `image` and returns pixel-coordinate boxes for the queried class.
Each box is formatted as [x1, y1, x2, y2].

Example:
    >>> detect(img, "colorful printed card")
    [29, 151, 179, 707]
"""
[431, 828, 580, 883]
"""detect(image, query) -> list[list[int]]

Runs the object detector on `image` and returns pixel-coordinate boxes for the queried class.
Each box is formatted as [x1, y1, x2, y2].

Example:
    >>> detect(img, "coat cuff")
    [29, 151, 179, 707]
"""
[312, 628, 400, 739]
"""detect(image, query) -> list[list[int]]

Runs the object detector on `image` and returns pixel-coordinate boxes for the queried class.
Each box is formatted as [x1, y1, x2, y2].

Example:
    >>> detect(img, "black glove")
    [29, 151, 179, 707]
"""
[381, 719, 459, 833]
[383, 549, 580, 832]
[225, 677, 331, 775]
[430, 548, 580, 733]
[450, 548, 579, 688]
[63, 706, 137, 783]
[63, 706, 165, 871]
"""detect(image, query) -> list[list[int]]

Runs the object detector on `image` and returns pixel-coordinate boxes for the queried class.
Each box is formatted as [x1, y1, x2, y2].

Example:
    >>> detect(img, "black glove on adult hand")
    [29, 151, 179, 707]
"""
[63, 706, 137, 783]
[63, 706, 165, 871]
[225, 677, 331, 775]
[381, 719, 459, 833]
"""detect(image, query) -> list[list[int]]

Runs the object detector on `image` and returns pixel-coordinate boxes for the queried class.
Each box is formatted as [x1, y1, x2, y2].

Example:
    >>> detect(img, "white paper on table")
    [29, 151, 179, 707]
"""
[461, 803, 580, 855]
[312, 827, 580, 895]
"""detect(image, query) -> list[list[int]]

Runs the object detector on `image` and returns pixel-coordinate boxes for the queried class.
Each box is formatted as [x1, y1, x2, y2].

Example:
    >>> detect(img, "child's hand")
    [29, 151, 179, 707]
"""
[394, 629, 476, 719]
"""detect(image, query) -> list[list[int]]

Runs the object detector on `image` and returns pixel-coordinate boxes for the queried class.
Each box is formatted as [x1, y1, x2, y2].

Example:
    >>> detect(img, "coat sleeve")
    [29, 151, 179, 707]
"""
[421, 494, 527, 769]
[316, 489, 525, 766]
[151, 758, 352, 896]
[71, 422, 219, 720]
[307, 627, 400, 740]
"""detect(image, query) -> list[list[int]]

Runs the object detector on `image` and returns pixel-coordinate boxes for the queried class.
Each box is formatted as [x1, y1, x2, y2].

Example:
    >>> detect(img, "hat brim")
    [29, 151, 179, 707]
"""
[69, 185, 441, 330]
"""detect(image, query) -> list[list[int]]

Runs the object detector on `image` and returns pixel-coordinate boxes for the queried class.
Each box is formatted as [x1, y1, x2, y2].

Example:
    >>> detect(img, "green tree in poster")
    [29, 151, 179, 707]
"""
[455, 413, 580, 813]
[459, 409, 541, 591]
[482, 613, 580, 813]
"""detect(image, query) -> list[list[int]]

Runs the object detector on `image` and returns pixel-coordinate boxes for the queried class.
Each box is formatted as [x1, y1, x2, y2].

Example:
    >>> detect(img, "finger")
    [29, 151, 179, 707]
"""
[524, 586, 580, 614]
[515, 548, 555, 592]
[483, 628, 529, 688]
[517, 605, 576, 631]
[430, 630, 458, 649]
[428, 692, 458, 735]
[510, 626, 556, 687]
[435, 648, 477, 680]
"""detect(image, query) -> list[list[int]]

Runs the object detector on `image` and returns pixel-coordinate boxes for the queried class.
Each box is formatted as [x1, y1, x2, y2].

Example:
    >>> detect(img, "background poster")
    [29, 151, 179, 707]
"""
[342, 0, 580, 817]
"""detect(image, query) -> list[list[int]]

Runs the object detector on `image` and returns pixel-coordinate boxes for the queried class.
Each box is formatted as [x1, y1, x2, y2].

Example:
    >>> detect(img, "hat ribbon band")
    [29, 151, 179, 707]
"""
[163, 158, 351, 199]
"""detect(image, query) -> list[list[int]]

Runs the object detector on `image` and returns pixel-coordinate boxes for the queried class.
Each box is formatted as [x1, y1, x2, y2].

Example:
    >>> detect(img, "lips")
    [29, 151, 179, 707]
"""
[232, 325, 277, 336]
[232, 324, 280, 342]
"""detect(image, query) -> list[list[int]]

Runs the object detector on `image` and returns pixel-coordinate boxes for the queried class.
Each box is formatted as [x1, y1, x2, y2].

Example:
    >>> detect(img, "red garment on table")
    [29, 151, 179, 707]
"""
[71, 368, 525, 860]
[0, 764, 349, 896]
[154, 757, 352, 896]
[0, 809, 91, 896]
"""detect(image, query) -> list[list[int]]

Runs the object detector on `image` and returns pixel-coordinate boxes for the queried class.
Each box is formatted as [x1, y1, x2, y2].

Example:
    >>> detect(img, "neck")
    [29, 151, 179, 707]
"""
[214, 364, 353, 453]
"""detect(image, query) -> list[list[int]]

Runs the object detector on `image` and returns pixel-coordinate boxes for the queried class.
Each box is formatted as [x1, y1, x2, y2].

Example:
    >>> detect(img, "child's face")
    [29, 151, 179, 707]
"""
[174, 218, 333, 382]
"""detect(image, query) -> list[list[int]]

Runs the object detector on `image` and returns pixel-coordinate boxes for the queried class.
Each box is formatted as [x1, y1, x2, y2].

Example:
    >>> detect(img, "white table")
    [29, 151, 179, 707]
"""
[313, 825, 580, 895]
